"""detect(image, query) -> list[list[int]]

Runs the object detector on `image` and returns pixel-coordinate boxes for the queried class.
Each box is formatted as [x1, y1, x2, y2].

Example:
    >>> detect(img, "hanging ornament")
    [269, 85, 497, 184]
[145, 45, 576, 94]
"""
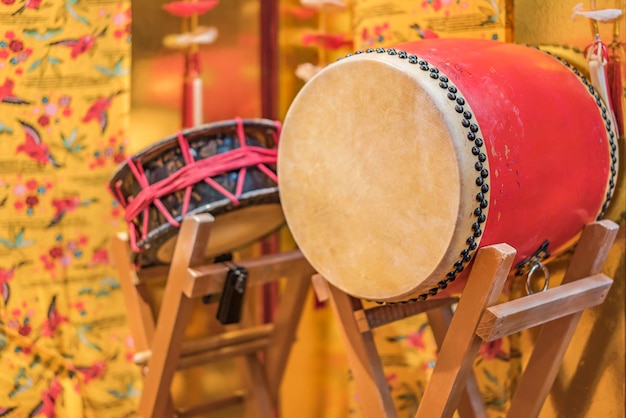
[163, 0, 220, 129]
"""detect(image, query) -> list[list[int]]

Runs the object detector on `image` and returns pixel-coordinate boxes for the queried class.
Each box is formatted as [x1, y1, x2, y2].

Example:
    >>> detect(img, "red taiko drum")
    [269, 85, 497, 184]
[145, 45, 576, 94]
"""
[278, 39, 618, 302]
[109, 118, 285, 267]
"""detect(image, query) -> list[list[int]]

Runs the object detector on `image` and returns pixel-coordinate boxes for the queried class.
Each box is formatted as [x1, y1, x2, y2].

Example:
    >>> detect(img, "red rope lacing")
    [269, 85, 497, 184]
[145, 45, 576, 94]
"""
[109, 118, 281, 252]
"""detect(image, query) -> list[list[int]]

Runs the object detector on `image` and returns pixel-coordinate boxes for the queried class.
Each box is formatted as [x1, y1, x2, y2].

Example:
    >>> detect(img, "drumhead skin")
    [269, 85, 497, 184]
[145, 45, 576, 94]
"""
[109, 119, 285, 266]
[278, 39, 617, 302]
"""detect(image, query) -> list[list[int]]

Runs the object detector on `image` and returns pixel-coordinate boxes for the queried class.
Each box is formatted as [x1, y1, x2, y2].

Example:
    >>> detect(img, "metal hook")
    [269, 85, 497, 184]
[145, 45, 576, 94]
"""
[525, 260, 550, 295]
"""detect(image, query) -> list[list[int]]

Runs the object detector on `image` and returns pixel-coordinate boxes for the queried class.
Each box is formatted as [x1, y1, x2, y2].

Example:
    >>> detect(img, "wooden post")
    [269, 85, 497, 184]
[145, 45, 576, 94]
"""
[137, 214, 214, 418]
[415, 244, 516, 418]
[507, 220, 619, 418]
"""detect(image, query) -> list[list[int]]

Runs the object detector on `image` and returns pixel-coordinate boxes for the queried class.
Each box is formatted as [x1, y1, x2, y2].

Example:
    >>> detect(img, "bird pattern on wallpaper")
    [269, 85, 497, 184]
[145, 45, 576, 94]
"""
[0, 1, 139, 417]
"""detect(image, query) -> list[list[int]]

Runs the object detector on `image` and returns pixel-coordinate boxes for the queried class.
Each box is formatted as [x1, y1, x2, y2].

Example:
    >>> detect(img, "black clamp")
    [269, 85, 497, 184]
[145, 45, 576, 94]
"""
[212, 253, 248, 325]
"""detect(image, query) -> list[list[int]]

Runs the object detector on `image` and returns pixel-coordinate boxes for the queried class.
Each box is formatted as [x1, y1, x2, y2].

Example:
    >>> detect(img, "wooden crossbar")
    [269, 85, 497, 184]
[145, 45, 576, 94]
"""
[185, 250, 311, 297]
[477, 273, 613, 341]
[176, 391, 247, 417]
[133, 324, 275, 365]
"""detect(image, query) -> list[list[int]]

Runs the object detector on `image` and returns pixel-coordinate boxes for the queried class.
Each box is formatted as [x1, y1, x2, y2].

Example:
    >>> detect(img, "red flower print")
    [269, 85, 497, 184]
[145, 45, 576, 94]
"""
[33, 378, 62, 418]
[38, 115, 49, 126]
[479, 339, 506, 360]
[0, 50, 8, 60]
[406, 330, 426, 349]
[2, 0, 16, 5]
[77, 360, 106, 383]
[25, 195, 38, 207]
[9, 40, 23, 52]
[49, 28, 107, 60]
[5, 31, 14, 40]
[41, 296, 68, 337]
[26, 179, 37, 190]
[89, 248, 109, 266]
[48, 246, 63, 259]
[18, 322, 31, 336]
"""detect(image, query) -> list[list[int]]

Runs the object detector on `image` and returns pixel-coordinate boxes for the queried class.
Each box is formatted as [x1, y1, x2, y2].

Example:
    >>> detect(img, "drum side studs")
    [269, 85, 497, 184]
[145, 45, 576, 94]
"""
[376, 48, 385, 53]
[463, 111, 472, 119]
[475, 177, 484, 186]
[439, 82, 449, 89]
[430, 73, 439, 79]
[455, 105, 464, 113]
[420, 65, 429, 71]
[456, 97, 465, 105]
[481, 184, 489, 193]
[448, 86, 457, 93]
[448, 92, 457, 100]
[462, 119, 470, 128]
[468, 132, 476, 141]
[470, 124, 479, 132]
[439, 76, 449, 82]
[475, 162, 483, 171]
[478, 153, 487, 162]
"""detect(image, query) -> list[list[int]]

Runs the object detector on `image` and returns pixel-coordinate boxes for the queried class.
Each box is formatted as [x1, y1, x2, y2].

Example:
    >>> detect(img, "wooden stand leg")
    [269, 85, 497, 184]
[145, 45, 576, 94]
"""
[507, 220, 619, 418]
[264, 271, 313, 403]
[427, 307, 487, 418]
[111, 232, 155, 357]
[112, 233, 178, 414]
[323, 281, 398, 418]
[415, 244, 516, 418]
[137, 215, 213, 418]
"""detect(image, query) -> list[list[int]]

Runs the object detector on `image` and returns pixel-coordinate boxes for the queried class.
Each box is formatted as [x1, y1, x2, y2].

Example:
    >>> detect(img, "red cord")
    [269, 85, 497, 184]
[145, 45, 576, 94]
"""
[117, 119, 279, 253]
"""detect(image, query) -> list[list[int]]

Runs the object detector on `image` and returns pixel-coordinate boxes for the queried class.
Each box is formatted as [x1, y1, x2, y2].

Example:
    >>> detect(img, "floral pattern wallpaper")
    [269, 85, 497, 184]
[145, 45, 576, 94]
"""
[0, 1, 139, 416]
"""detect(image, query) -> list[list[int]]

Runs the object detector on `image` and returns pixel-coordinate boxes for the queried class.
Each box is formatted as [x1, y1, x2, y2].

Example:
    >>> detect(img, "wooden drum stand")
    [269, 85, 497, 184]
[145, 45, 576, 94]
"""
[112, 214, 315, 418]
[312, 220, 618, 418]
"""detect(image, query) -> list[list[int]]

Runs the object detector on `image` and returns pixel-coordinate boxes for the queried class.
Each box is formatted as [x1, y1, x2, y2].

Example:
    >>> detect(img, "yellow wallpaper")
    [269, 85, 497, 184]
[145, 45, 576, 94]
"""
[0, 1, 139, 416]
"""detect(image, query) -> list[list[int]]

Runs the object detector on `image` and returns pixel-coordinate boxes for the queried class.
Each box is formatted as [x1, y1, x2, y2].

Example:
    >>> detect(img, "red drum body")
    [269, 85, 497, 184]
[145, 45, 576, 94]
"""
[278, 39, 618, 302]
[109, 118, 285, 267]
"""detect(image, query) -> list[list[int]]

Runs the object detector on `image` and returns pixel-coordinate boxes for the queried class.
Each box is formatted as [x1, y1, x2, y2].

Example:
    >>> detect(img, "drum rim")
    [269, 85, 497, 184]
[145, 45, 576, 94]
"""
[135, 186, 281, 250]
[108, 118, 280, 186]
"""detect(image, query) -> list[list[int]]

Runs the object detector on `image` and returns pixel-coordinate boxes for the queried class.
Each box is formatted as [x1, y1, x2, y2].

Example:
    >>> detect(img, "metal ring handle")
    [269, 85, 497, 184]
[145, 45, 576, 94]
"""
[525, 260, 550, 295]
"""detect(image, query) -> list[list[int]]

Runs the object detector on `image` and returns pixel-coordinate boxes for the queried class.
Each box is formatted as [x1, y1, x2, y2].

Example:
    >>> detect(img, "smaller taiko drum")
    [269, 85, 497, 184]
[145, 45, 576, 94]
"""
[109, 118, 285, 267]
[278, 39, 618, 302]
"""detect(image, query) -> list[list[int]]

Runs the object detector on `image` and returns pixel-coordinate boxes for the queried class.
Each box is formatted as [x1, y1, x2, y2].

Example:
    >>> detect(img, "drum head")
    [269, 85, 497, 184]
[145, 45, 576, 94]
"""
[278, 56, 479, 301]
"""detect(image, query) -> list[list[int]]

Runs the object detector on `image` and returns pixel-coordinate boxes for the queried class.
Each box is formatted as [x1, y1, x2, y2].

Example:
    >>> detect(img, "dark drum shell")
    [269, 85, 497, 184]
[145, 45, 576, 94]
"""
[109, 118, 283, 267]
